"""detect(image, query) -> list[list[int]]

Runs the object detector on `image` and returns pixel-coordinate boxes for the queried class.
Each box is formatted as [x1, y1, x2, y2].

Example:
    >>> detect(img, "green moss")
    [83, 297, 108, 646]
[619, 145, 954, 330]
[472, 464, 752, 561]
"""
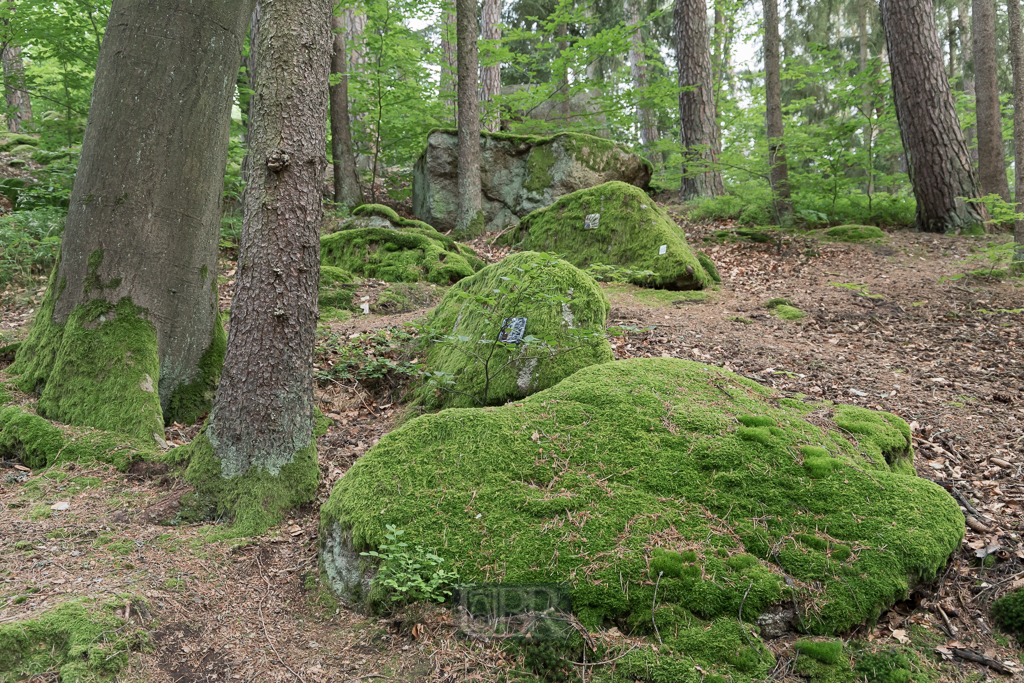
[321, 226, 480, 285]
[14, 540, 33, 551]
[415, 252, 612, 410]
[993, 588, 1024, 642]
[772, 304, 807, 320]
[525, 145, 557, 193]
[697, 252, 722, 283]
[765, 298, 795, 309]
[164, 312, 227, 426]
[0, 598, 149, 682]
[0, 133, 39, 153]
[834, 405, 913, 473]
[177, 428, 319, 538]
[823, 225, 887, 243]
[321, 357, 963, 666]
[508, 182, 714, 290]
[795, 639, 843, 664]
[0, 405, 156, 470]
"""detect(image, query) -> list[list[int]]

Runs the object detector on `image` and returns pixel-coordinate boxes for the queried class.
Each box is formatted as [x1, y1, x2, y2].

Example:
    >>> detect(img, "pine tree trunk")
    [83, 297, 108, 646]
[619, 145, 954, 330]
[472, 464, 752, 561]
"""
[240, 4, 260, 185]
[959, 2, 979, 167]
[2, 45, 30, 133]
[627, 0, 660, 159]
[331, 4, 362, 207]
[199, 0, 330, 524]
[10, 0, 255, 441]
[455, 0, 482, 233]
[441, 1, 458, 123]
[480, 0, 501, 133]
[762, 0, 792, 214]
[1009, 0, 1024, 271]
[972, 0, 1011, 201]
[879, 0, 986, 233]
[947, 7, 958, 79]
[675, 0, 724, 200]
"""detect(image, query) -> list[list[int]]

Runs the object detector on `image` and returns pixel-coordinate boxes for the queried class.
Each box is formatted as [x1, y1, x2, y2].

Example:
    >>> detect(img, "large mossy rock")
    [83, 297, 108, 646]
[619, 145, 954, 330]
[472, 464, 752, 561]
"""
[320, 204, 483, 285]
[413, 130, 652, 235]
[415, 251, 613, 410]
[509, 181, 717, 290]
[321, 358, 963, 679]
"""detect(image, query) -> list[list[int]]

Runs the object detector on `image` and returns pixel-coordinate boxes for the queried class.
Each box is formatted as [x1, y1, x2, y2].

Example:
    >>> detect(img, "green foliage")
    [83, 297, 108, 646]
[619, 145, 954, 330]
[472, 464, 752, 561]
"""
[521, 640, 577, 682]
[360, 525, 460, 605]
[0, 207, 65, 285]
[794, 639, 843, 665]
[314, 327, 419, 387]
[415, 251, 612, 409]
[992, 588, 1024, 642]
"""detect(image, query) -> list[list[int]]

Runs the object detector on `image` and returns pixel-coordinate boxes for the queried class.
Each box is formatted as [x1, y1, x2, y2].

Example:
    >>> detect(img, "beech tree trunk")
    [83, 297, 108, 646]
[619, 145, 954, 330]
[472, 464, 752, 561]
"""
[205, 0, 329, 485]
[330, 4, 362, 207]
[10, 0, 255, 442]
[762, 0, 791, 214]
[1009, 0, 1024, 271]
[627, 0, 660, 159]
[972, 0, 1011, 202]
[880, 0, 986, 233]
[2, 45, 30, 133]
[455, 0, 482, 233]
[480, 0, 501, 132]
[441, 1, 458, 123]
[675, 0, 724, 200]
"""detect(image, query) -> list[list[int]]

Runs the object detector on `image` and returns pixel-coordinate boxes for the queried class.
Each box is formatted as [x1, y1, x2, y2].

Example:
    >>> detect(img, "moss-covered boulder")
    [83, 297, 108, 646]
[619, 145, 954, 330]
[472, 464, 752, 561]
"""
[823, 225, 887, 242]
[508, 181, 717, 290]
[413, 130, 653, 235]
[321, 358, 963, 679]
[320, 204, 483, 285]
[415, 251, 612, 410]
[318, 265, 357, 321]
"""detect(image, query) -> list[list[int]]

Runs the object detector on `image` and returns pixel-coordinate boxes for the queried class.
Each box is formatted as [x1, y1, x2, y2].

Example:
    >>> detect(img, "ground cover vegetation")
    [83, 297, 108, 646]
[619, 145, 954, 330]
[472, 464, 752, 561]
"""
[0, 0, 1023, 680]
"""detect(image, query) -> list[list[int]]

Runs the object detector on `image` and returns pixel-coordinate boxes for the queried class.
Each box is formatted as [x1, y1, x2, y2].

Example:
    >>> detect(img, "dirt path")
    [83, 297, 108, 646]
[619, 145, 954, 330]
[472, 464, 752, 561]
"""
[1, 215, 1023, 681]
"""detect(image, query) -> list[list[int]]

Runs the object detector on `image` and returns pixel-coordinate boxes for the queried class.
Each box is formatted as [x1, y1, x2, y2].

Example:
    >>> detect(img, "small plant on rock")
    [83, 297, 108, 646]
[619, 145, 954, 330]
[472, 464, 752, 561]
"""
[361, 525, 460, 605]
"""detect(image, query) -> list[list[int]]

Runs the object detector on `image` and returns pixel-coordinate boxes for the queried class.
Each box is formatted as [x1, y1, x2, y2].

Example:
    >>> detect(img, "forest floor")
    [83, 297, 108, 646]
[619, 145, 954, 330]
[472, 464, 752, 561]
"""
[1, 208, 1023, 682]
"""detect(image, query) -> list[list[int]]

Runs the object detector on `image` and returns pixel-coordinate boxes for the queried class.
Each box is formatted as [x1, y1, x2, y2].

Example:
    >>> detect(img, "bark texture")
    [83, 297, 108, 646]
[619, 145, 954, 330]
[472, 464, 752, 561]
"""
[674, 0, 724, 200]
[455, 0, 482, 233]
[330, 5, 362, 207]
[762, 0, 791, 213]
[1009, 0, 1024, 270]
[13, 0, 255, 434]
[240, 4, 260, 184]
[441, 0, 458, 123]
[207, 0, 331, 478]
[972, 0, 1011, 201]
[627, 0, 660, 158]
[958, 2, 979, 166]
[2, 45, 30, 133]
[480, 0, 501, 132]
[880, 0, 986, 233]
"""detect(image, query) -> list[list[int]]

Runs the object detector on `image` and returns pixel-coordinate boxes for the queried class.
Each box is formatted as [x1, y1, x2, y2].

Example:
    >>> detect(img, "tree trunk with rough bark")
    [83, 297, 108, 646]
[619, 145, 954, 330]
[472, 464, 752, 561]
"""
[441, 0, 458, 123]
[331, 4, 362, 207]
[455, 0, 482, 233]
[675, 0, 723, 199]
[557, 21, 570, 120]
[627, 0, 659, 159]
[240, 4, 260, 185]
[9, 0, 255, 443]
[762, 0, 791, 215]
[880, 0, 986, 233]
[972, 0, 1011, 201]
[480, 0, 501, 132]
[188, 0, 330, 535]
[958, 2, 979, 167]
[2, 45, 30, 133]
[1009, 0, 1024, 271]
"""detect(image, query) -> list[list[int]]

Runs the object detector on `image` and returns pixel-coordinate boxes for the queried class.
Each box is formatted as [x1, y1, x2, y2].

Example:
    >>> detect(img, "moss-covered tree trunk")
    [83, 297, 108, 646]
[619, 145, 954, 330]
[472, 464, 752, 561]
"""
[330, 3, 363, 208]
[674, 0, 724, 200]
[10, 0, 255, 442]
[879, 0, 986, 233]
[455, 0, 483, 234]
[185, 0, 330, 535]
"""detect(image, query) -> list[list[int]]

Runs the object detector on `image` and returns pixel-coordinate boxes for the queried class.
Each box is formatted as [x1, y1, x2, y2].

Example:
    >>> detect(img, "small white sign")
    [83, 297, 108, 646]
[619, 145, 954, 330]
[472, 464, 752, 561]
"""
[360, 302, 370, 315]
[584, 213, 600, 230]
[659, 244, 667, 255]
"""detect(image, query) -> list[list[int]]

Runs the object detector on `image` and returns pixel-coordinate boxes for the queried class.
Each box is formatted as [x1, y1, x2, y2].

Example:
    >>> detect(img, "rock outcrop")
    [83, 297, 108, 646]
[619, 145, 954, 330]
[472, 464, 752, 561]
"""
[413, 130, 652, 235]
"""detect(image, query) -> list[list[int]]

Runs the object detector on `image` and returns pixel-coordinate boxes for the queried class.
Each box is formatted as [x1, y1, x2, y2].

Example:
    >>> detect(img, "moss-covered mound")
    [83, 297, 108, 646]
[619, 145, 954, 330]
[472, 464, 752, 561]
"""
[0, 598, 150, 682]
[321, 358, 963, 679]
[321, 205, 483, 285]
[415, 251, 612, 410]
[824, 225, 887, 242]
[507, 182, 717, 290]
[765, 299, 806, 321]
[0, 405, 157, 471]
[0, 133, 39, 153]
[319, 265, 357, 321]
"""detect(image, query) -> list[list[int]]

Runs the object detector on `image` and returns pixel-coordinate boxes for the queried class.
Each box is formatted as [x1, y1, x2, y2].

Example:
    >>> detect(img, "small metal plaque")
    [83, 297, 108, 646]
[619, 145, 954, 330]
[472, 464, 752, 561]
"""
[584, 213, 600, 230]
[498, 317, 527, 343]
[659, 244, 667, 255]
